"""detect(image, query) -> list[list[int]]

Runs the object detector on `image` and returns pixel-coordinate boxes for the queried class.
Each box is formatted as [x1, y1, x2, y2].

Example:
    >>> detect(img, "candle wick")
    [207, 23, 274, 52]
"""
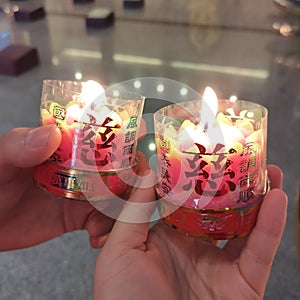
[191, 117, 199, 125]
[203, 122, 208, 133]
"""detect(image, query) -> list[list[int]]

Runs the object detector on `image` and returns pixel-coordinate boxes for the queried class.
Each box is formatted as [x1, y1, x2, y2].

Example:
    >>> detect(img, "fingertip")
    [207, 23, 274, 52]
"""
[256, 188, 288, 238]
[25, 125, 61, 151]
[85, 212, 114, 237]
[268, 188, 288, 220]
[267, 164, 283, 189]
[89, 234, 110, 248]
[30, 125, 62, 163]
[1, 125, 62, 168]
[89, 236, 100, 248]
[267, 164, 282, 172]
[46, 125, 62, 151]
[264, 188, 288, 209]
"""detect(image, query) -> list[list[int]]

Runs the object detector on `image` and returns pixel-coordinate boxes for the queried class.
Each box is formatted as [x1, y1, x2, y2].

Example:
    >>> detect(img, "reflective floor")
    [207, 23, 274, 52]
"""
[0, 0, 299, 299]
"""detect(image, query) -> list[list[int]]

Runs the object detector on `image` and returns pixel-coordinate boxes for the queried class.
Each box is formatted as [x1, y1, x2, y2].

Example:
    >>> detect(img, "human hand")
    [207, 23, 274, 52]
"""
[0, 125, 114, 251]
[94, 165, 287, 300]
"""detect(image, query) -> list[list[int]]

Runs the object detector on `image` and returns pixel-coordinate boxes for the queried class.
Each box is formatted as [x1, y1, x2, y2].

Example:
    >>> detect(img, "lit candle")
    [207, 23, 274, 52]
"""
[155, 88, 268, 240]
[34, 80, 145, 201]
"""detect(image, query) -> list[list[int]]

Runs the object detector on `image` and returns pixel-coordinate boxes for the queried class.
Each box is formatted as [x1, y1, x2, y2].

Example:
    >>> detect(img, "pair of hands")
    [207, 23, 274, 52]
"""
[0, 126, 288, 299]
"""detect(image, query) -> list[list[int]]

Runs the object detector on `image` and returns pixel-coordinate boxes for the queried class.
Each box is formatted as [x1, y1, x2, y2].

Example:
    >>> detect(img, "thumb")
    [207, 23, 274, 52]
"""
[105, 170, 157, 250]
[0, 125, 61, 177]
[238, 188, 288, 296]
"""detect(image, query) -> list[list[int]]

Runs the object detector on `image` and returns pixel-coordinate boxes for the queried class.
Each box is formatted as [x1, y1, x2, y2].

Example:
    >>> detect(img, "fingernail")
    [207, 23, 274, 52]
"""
[25, 125, 57, 149]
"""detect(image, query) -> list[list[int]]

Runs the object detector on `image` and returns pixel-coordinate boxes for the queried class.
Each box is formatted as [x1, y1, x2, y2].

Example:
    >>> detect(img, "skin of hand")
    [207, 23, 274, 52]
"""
[0, 119, 147, 251]
[94, 164, 288, 300]
[0, 124, 145, 251]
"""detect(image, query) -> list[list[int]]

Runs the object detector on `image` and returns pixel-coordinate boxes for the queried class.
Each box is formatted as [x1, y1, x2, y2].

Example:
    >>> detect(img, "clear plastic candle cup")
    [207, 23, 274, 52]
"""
[34, 80, 145, 201]
[154, 90, 268, 240]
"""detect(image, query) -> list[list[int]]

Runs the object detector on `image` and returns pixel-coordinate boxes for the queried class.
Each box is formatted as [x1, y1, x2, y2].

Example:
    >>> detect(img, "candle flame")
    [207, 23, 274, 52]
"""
[81, 80, 106, 107]
[201, 86, 218, 129]
[66, 80, 106, 123]
[203, 87, 218, 116]
[66, 104, 82, 121]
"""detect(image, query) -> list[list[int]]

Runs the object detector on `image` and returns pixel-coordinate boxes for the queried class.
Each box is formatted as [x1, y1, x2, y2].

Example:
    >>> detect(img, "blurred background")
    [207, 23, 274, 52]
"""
[0, 0, 299, 299]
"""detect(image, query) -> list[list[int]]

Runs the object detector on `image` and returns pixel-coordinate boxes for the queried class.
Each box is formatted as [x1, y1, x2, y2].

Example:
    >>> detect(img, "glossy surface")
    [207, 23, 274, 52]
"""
[0, 1, 299, 299]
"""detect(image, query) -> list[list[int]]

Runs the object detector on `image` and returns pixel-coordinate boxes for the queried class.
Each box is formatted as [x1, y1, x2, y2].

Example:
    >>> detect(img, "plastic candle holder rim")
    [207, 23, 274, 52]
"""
[42, 79, 146, 103]
[42, 80, 85, 96]
[154, 99, 268, 121]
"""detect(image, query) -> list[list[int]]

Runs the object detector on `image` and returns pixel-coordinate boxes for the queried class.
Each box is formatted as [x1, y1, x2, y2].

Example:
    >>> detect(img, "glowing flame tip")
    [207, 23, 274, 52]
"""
[200, 86, 218, 130]
[81, 80, 106, 106]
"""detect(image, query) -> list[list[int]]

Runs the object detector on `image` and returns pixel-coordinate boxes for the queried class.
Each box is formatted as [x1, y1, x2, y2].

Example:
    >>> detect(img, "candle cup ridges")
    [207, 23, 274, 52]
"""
[34, 80, 144, 201]
[155, 100, 268, 240]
